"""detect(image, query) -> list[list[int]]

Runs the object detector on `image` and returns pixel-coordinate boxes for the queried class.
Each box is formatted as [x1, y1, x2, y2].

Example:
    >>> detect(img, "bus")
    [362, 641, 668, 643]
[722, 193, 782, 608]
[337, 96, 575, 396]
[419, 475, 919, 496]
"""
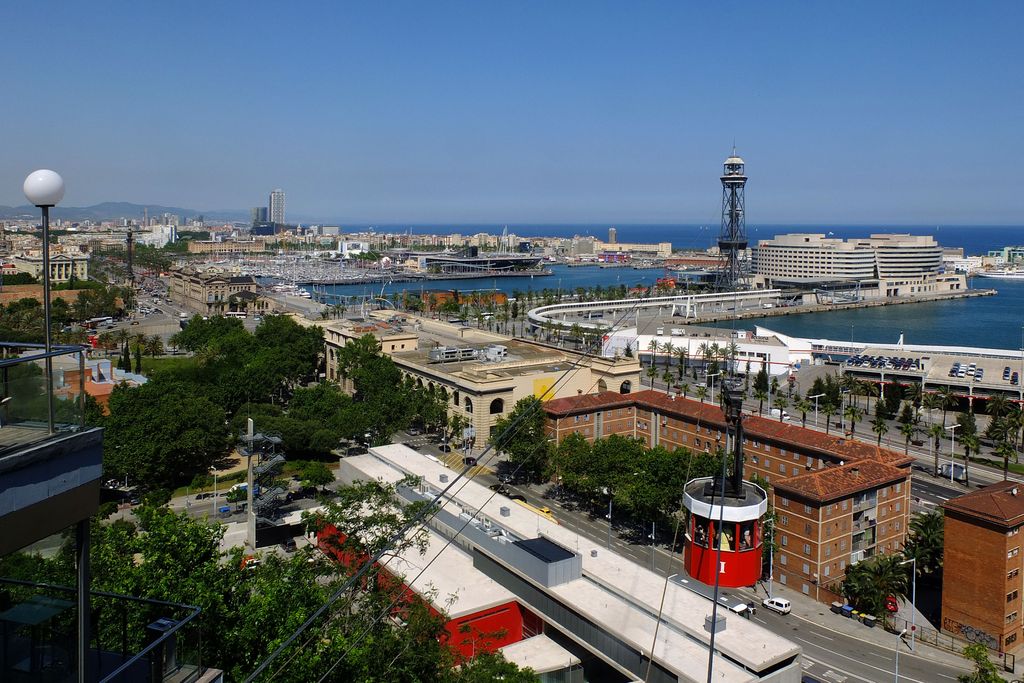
[83, 316, 113, 329]
[224, 311, 247, 318]
[513, 499, 560, 525]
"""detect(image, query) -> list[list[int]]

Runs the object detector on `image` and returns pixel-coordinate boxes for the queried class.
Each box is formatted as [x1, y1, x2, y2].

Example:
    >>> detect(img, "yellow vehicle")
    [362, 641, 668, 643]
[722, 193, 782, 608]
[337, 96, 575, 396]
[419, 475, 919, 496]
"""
[513, 499, 559, 525]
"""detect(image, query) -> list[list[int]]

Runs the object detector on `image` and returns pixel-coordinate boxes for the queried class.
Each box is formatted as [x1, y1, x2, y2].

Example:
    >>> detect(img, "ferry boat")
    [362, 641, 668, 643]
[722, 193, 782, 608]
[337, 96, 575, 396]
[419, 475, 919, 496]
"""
[975, 270, 1024, 280]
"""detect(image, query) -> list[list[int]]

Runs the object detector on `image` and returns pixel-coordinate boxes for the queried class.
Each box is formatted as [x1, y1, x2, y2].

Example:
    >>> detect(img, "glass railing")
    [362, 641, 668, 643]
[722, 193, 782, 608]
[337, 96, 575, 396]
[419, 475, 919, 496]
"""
[0, 578, 204, 683]
[0, 342, 88, 458]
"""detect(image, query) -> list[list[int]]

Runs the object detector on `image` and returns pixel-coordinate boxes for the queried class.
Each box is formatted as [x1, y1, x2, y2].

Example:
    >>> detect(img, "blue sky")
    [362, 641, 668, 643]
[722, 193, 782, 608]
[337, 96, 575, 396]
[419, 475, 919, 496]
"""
[1, 2, 1020, 224]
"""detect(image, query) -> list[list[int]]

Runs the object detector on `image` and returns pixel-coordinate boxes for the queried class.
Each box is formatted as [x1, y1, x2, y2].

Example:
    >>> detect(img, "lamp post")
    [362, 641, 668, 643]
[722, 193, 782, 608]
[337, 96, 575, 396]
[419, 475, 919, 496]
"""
[706, 371, 721, 406]
[894, 628, 909, 682]
[839, 389, 850, 430]
[23, 170, 65, 434]
[809, 393, 825, 428]
[899, 557, 917, 652]
[946, 423, 960, 483]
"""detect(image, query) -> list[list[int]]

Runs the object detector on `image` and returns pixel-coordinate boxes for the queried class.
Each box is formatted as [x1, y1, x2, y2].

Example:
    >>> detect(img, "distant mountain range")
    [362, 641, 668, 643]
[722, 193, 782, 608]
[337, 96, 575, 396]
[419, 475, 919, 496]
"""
[0, 202, 249, 223]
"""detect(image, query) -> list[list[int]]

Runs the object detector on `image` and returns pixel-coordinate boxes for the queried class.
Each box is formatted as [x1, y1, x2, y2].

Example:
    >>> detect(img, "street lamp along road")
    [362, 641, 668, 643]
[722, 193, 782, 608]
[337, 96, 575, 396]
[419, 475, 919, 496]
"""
[23, 169, 65, 435]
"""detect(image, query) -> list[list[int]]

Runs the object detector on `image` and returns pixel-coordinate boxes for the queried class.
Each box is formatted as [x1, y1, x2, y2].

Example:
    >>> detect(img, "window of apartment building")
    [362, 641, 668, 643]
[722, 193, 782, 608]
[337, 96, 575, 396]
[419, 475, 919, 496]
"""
[1008, 612, 1019, 624]
[802, 562, 810, 575]
[840, 560, 847, 570]
[751, 455, 758, 465]
[765, 458, 771, 469]
[840, 539, 847, 551]
[1010, 569, 1020, 580]
[779, 463, 786, 474]
[825, 545, 831, 557]
[802, 584, 810, 595]
[781, 535, 789, 547]
[895, 501, 901, 513]
[805, 504, 813, 514]
[803, 543, 811, 555]
[584, 414, 590, 422]
[842, 500, 848, 511]
[792, 467, 800, 476]
[780, 515, 789, 526]
[1007, 634, 1018, 647]
[1009, 590, 1019, 603]
[574, 416, 580, 423]
[1010, 527, 1021, 537]
[896, 482, 902, 493]
[780, 575, 787, 585]
[1010, 548, 1020, 559]
[804, 523, 812, 535]
[780, 554, 787, 566]
[824, 564, 831, 577]
[779, 496, 789, 507]
[695, 439, 702, 449]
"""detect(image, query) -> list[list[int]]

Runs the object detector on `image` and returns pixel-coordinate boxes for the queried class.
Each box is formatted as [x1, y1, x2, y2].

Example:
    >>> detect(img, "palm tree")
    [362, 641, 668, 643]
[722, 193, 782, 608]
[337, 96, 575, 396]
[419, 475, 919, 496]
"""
[921, 392, 941, 423]
[695, 385, 708, 403]
[794, 397, 813, 428]
[871, 416, 889, 446]
[844, 404, 864, 436]
[144, 335, 164, 358]
[860, 380, 880, 416]
[899, 421, 917, 455]
[987, 393, 1010, 421]
[697, 342, 710, 376]
[962, 433, 980, 487]
[822, 402, 838, 435]
[996, 440, 1017, 481]
[772, 395, 789, 421]
[903, 510, 944, 578]
[928, 423, 946, 475]
[647, 339, 659, 366]
[842, 554, 909, 617]
[646, 364, 658, 389]
[935, 386, 957, 427]
[905, 382, 924, 421]
[661, 369, 673, 389]
[753, 389, 768, 416]
[680, 382, 690, 398]
[661, 341, 675, 369]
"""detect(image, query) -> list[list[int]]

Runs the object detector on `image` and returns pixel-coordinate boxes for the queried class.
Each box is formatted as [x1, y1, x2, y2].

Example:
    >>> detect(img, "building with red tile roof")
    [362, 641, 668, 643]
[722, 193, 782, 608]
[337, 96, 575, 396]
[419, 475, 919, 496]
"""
[942, 481, 1024, 653]
[544, 389, 912, 604]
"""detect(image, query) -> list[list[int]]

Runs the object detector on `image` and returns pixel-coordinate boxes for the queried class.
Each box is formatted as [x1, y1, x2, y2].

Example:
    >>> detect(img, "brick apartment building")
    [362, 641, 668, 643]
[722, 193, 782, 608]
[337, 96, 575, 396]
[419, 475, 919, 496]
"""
[942, 482, 1024, 652]
[544, 389, 913, 603]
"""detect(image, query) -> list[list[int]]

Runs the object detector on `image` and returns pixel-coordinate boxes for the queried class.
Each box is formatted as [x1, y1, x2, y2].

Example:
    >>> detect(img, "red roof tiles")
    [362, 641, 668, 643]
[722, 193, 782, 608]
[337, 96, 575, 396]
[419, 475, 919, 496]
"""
[773, 461, 907, 503]
[944, 481, 1024, 527]
[543, 389, 913, 501]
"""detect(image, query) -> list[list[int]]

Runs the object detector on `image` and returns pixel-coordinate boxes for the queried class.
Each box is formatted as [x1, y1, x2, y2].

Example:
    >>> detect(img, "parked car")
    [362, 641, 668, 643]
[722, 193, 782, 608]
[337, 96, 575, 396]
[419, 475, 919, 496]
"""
[463, 456, 478, 466]
[762, 597, 791, 615]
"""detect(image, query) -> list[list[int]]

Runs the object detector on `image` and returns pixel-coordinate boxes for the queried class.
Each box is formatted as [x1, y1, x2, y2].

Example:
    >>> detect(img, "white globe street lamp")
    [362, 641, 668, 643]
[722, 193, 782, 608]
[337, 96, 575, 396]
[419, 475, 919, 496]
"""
[23, 169, 66, 207]
[23, 169, 65, 434]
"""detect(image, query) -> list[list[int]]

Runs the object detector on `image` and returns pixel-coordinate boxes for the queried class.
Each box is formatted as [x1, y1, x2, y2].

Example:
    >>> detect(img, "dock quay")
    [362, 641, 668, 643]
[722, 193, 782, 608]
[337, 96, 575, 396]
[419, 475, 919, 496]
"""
[694, 288, 997, 323]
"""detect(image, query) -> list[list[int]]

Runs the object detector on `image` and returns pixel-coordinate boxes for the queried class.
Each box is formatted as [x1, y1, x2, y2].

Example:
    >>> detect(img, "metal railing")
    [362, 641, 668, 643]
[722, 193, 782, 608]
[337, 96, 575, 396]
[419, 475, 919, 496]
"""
[886, 614, 1016, 673]
[0, 342, 88, 457]
[0, 577, 204, 682]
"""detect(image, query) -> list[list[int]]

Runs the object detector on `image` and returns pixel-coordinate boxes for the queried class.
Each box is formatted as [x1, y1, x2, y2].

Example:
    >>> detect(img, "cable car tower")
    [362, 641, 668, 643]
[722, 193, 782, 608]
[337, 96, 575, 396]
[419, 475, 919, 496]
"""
[715, 149, 749, 291]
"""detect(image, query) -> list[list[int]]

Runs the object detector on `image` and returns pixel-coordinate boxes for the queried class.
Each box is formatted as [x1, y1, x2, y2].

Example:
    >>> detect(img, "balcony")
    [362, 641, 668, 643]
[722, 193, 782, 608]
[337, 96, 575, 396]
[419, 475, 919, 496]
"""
[1, 343, 89, 459]
[852, 496, 877, 513]
[0, 578, 213, 682]
[0, 343, 102, 557]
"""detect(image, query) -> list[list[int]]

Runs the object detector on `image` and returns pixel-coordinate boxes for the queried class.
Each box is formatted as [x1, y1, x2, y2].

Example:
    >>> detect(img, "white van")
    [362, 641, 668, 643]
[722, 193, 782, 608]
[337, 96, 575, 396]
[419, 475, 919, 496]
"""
[769, 408, 791, 421]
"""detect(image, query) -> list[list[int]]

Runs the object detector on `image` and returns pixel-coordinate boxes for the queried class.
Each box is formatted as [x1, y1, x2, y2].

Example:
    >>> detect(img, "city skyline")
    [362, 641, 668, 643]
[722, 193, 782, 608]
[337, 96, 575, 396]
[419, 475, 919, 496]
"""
[1, 2, 1021, 224]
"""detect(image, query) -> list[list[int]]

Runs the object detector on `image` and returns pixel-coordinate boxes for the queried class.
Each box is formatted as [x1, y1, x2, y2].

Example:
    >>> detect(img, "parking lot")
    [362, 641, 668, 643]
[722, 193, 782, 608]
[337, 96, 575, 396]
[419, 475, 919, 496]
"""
[845, 347, 1024, 398]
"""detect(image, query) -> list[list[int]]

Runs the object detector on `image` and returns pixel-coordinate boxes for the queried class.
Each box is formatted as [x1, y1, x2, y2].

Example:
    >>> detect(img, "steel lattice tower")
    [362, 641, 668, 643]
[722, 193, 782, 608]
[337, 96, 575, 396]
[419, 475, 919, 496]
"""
[715, 149, 749, 291]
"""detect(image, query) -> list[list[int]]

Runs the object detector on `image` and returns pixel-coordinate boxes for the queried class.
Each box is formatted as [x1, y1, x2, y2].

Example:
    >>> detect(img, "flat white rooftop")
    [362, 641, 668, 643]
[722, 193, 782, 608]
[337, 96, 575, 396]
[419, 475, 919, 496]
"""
[499, 634, 580, 674]
[344, 444, 801, 683]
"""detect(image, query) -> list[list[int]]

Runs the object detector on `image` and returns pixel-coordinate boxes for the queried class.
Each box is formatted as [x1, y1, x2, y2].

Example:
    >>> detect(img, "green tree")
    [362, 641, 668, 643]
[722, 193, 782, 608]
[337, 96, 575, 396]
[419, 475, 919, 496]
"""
[842, 554, 909, 617]
[902, 510, 944, 578]
[490, 396, 552, 483]
[103, 377, 230, 489]
[843, 404, 864, 436]
[899, 421, 917, 454]
[753, 388, 768, 416]
[958, 643, 1003, 683]
[301, 460, 335, 492]
[771, 395, 789, 421]
[871, 415, 889, 446]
